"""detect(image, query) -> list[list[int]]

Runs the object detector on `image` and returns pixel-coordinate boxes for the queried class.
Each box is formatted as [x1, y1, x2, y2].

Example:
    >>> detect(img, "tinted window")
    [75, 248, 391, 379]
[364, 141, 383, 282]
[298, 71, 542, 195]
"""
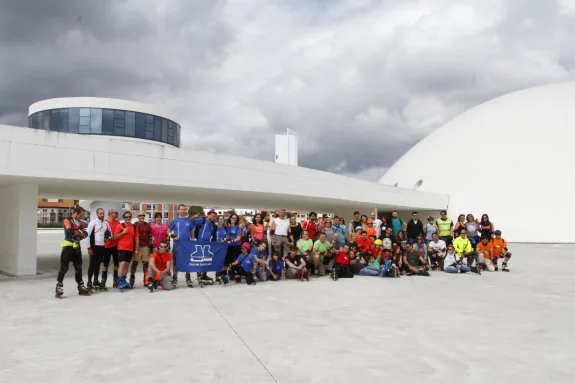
[135, 112, 146, 138]
[50, 110, 59, 131]
[125, 111, 135, 136]
[154, 117, 162, 141]
[161, 119, 168, 141]
[60, 109, 69, 132]
[69, 109, 79, 133]
[102, 109, 114, 134]
[90, 108, 102, 134]
[28, 107, 180, 146]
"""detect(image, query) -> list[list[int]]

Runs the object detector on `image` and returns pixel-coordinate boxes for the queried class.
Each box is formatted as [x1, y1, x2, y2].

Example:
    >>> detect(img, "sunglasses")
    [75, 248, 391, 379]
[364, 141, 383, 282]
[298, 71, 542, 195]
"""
[159, 245, 168, 249]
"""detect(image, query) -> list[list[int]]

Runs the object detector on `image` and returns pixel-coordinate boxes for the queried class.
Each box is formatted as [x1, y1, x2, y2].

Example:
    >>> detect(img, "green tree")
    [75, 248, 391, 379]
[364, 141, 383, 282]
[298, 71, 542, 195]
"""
[188, 205, 204, 216]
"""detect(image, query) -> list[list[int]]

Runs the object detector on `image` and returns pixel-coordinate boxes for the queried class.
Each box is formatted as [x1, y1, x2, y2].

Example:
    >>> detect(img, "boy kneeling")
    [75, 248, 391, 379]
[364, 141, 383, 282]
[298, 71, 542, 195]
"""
[148, 241, 173, 292]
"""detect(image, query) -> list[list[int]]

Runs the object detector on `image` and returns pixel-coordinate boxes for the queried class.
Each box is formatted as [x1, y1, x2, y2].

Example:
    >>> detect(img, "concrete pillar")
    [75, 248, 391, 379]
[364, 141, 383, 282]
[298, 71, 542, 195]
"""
[0, 184, 38, 276]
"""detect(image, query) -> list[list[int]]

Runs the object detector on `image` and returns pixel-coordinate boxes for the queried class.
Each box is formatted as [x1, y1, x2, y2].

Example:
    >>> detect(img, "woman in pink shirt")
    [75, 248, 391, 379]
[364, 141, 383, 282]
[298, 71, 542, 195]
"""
[151, 212, 169, 251]
[250, 213, 265, 244]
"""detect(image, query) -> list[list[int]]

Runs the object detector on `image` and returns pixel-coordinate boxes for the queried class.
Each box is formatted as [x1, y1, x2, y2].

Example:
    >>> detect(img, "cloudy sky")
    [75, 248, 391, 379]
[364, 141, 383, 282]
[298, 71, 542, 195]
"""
[1, 0, 575, 180]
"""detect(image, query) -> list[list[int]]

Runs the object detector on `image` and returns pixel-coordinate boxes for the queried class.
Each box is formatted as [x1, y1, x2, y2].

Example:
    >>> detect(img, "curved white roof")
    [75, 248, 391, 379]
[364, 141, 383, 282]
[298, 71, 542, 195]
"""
[380, 81, 575, 243]
[28, 97, 180, 125]
[0, 124, 448, 213]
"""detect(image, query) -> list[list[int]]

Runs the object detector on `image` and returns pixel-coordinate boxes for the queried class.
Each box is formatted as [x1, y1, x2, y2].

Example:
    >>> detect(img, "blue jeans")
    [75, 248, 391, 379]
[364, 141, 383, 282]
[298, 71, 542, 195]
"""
[359, 266, 382, 276]
[444, 264, 470, 273]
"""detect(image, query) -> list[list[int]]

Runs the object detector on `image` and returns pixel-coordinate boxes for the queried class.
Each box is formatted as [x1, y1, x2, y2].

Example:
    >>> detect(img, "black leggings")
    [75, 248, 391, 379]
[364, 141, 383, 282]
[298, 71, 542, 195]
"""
[230, 265, 255, 285]
[57, 246, 83, 284]
[88, 246, 105, 283]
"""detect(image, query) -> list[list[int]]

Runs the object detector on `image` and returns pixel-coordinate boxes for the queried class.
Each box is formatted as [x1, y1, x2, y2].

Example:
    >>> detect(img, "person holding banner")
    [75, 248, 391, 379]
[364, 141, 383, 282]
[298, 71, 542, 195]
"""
[229, 242, 257, 285]
[169, 204, 194, 288]
[191, 209, 219, 284]
[147, 241, 172, 292]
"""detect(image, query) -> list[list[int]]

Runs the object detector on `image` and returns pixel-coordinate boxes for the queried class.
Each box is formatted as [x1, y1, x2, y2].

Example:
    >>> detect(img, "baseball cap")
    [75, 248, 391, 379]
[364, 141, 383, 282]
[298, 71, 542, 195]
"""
[374, 239, 382, 246]
[207, 209, 217, 215]
[366, 219, 373, 224]
[494, 230, 502, 235]
[242, 242, 251, 250]
[355, 226, 363, 231]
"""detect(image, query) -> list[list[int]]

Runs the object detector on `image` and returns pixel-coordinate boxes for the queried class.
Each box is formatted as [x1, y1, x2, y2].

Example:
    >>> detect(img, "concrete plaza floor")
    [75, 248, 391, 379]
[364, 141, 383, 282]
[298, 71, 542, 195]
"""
[0, 238, 574, 382]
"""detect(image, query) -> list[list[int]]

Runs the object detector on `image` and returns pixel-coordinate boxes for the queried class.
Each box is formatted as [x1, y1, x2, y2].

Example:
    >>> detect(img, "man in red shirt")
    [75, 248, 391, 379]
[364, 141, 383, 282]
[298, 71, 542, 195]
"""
[147, 240, 172, 292]
[130, 212, 153, 288]
[302, 211, 318, 241]
[114, 211, 136, 290]
[332, 244, 353, 280]
[102, 208, 121, 288]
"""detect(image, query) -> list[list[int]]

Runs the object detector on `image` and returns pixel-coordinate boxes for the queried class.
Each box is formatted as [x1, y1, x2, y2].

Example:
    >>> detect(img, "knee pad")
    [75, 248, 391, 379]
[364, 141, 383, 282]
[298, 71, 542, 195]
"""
[487, 264, 495, 272]
[506, 252, 512, 259]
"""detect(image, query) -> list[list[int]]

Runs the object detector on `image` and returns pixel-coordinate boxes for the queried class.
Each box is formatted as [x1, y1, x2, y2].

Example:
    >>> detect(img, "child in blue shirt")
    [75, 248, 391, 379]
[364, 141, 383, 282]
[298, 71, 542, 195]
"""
[229, 242, 257, 285]
[267, 252, 285, 281]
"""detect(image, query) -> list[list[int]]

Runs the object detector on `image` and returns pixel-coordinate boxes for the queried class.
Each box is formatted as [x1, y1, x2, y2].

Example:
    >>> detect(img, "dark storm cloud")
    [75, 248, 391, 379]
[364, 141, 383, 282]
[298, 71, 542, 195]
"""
[0, 0, 152, 44]
[0, 0, 234, 125]
[1, 0, 575, 181]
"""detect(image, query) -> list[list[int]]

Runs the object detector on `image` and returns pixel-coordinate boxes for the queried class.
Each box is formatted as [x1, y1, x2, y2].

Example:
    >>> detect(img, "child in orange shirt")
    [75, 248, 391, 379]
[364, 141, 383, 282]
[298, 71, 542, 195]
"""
[476, 236, 495, 272]
[147, 241, 173, 292]
[491, 230, 511, 272]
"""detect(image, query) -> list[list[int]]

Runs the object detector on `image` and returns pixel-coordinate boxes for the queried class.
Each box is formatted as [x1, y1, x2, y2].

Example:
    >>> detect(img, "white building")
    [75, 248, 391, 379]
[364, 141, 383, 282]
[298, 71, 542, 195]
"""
[380, 81, 575, 243]
[0, 97, 446, 276]
[275, 128, 298, 166]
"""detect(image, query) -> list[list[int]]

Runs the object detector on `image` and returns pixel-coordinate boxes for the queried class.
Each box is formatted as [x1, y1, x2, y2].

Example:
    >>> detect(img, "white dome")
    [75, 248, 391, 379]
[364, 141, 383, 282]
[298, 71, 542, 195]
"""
[380, 81, 575, 243]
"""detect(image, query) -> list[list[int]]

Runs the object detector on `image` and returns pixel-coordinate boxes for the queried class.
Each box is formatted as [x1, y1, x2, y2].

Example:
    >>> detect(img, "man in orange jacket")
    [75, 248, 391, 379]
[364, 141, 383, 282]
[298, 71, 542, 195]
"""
[491, 230, 512, 272]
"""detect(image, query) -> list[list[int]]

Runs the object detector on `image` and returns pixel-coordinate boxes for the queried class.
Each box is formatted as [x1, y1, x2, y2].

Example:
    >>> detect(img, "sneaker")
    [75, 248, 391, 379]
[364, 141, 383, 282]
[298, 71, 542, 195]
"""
[148, 282, 154, 292]
[502, 265, 510, 272]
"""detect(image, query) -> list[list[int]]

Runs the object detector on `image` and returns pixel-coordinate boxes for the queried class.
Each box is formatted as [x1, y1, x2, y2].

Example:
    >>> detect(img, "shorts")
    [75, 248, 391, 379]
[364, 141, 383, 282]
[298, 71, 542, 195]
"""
[103, 246, 119, 267]
[118, 250, 134, 263]
[132, 246, 151, 262]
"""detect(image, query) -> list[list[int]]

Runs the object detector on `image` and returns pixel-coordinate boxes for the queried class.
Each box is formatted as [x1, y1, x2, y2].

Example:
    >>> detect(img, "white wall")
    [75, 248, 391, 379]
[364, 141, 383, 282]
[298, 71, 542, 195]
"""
[0, 184, 38, 276]
[0, 124, 449, 213]
[380, 81, 575, 243]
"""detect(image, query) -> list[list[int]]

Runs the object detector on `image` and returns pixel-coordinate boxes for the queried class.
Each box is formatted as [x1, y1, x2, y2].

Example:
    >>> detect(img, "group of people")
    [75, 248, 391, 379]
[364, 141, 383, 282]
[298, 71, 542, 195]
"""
[54, 205, 513, 297]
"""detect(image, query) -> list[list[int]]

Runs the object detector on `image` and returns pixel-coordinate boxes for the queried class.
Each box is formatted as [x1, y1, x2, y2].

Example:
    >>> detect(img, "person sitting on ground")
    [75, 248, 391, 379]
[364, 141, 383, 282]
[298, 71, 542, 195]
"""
[402, 241, 430, 276]
[296, 230, 314, 266]
[147, 240, 172, 292]
[443, 244, 470, 274]
[476, 236, 495, 272]
[229, 242, 257, 285]
[312, 232, 331, 277]
[332, 244, 353, 280]
[412, 235, 428, 265]
[349, 249, 362, 274]
[285, 249, 309, 281]
[252, 242, 268, 281]
[267, 251, 285, 281]
[391, 243, 404, 274]
[427, 232, 447, 270]
[491, 230, 512, 272]
[453, 229, 479, 273]
[359, 248, 384, 277]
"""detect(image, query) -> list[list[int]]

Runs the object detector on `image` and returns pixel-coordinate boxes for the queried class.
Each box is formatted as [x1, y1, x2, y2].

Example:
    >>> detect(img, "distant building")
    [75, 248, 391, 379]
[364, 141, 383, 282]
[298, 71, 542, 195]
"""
[275, 128, 298, 166]
[37, 198, 78, 224]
